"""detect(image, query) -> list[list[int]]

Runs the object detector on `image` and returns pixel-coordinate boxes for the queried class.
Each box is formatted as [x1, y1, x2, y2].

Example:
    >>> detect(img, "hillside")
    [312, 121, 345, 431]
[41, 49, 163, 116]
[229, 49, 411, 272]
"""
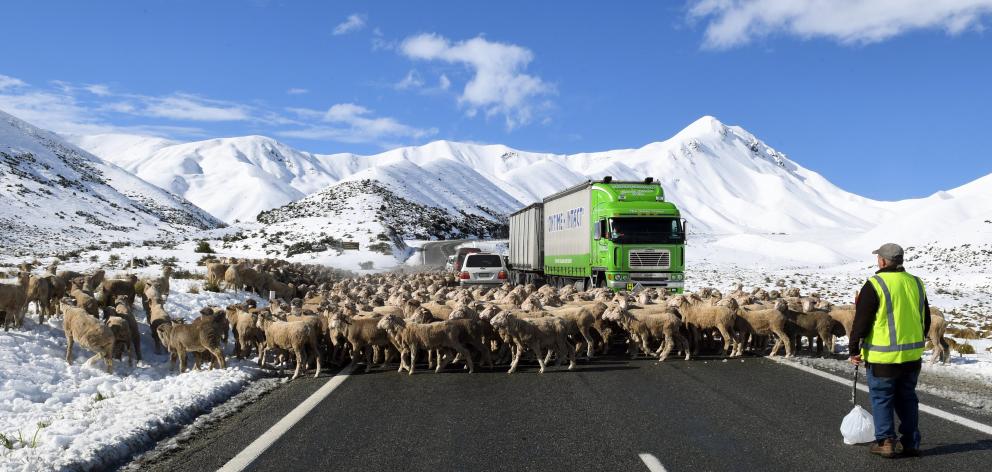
[0, 110, 223, 254]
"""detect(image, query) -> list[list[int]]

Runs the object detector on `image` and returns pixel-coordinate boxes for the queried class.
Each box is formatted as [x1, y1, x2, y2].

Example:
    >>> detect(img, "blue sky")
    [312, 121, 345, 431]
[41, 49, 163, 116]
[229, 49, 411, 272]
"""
[1, 0, 990, 200]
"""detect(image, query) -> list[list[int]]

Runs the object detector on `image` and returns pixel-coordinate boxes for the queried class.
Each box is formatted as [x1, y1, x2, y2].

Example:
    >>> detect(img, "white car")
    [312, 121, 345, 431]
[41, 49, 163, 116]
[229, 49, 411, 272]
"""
[458, 253, 508, 286]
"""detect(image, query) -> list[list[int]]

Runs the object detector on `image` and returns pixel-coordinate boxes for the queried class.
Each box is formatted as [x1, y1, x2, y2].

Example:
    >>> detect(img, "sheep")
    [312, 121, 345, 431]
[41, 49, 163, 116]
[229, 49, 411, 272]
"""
[672, 295, 741, 357]
[736, 299, 793, 357]
[0, 272, 30, 331]
[546, 305, 598, 358]
[157, 313, 227, 373]
[106, 316, 135, 367]
[376, 314, 474, 374]
[147, 297, 171, 354]
[206, 261, 229, 288]
[327, 311, 392, 372]
[96, 275, 137, 307]
[256, 313, 321, 380]
[224, 264, 244, 292]
[234, 309, 266, 360]
[111, 296, 142, 362]
[159, 265, 173, 299]
[60, 298, 115, 373]
[602, 304, 690, 361]
[489, 311, 575, 374]
[928, 307, 950, 365]
[825, 304, 856, 342]
[27, 274, 54, 323]
[782, 305, 837, 355]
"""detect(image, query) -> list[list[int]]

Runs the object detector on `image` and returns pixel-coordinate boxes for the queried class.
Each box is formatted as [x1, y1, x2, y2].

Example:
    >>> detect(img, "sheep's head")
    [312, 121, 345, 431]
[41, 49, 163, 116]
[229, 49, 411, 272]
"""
[716, 297, 739, 312]
[602, 305, 631, 325]
[773, 299, 788, 312]
[667, 295, 688, 309]
[521, 295, 544, 311]
[409, 307, 434, 323]
[488, 310, 513, 329]
[376, 313, 405, 333]
[59, 297, 77, 311]
[800, 298, 816, 313]
[478, 305, 501, 321]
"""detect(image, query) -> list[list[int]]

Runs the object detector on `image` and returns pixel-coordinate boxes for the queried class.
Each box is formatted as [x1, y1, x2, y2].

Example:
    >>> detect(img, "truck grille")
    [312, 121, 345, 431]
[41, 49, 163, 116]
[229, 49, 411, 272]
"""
[629, 250, 671, 269]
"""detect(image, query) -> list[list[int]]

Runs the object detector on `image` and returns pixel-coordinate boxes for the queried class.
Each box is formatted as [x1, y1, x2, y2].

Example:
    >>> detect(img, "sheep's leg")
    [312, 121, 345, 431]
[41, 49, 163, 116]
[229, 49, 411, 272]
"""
[656, 335, 674, 362]
[103, 352, 114, 374]
[563, 340, 576, 370]
[65, 335, 74, 364]
[178, 349, 187, 373]
[291, 348, 303, 380]
[409, 346, 418, 375]
[397, 346, 410, 373]
[543, 348, 553, 365]
[436, 350, 452, 373]
[258, 346, 268, 368]
[534, 342, 548, 374]
[716, 326, 731, 357]
[580, 327, 595, 359]
[211, 347, 226, 369]
[363, 346, 374, 372]
[312, 341, 322, 378]
[508, 342, 524, 374]
[678, 333, 692, 361]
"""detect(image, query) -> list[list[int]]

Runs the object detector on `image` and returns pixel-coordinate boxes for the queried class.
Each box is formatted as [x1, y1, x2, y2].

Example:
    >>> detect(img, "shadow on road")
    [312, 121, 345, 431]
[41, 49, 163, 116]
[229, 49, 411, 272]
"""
[922, 439, 992, 457]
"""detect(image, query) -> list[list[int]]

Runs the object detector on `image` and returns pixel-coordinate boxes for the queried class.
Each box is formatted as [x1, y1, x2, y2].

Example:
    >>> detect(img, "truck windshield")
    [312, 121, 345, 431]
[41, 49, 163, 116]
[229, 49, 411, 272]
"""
[609, 217, 684, 244]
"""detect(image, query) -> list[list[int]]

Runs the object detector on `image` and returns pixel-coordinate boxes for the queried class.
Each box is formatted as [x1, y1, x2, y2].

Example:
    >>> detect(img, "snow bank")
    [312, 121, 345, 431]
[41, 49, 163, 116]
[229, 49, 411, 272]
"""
[0, 277, 265, 471]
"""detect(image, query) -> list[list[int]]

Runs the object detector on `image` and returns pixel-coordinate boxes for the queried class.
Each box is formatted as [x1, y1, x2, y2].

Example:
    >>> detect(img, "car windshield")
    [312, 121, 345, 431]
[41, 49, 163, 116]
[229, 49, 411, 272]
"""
[609, 217, 684, 244]
[464, 254, 503, 267]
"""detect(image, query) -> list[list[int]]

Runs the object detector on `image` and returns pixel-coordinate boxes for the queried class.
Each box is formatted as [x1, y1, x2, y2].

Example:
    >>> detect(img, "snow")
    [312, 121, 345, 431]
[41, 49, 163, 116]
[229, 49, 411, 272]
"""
[0, 258, 267, 470]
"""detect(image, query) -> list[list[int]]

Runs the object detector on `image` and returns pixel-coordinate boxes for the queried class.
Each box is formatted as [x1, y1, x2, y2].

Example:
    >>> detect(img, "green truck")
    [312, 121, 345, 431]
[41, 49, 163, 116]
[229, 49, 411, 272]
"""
[508, 177, 686, 292]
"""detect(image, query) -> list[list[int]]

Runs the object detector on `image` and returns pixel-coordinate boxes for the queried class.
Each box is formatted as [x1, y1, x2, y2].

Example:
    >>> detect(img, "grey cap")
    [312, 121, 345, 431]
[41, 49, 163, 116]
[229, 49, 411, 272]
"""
[872, 243, 904, 260]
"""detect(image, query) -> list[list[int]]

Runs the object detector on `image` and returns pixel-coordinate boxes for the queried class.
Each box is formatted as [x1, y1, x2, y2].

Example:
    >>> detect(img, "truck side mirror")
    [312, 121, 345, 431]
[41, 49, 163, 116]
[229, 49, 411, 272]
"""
[593, 220, 601, 240]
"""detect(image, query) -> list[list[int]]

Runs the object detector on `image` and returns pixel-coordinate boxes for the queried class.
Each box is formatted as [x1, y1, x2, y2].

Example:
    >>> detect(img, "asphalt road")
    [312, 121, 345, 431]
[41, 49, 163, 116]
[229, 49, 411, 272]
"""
[133, 355, 992, 472]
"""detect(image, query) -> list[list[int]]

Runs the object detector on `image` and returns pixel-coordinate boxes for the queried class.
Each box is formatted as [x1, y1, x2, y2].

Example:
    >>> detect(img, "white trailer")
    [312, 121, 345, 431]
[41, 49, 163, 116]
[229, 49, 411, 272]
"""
[508, 204, 543, 283]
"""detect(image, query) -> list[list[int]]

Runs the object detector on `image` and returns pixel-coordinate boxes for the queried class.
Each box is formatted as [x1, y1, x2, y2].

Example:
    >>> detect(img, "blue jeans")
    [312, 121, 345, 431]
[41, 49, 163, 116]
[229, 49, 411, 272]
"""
[867, 365, 921, 449]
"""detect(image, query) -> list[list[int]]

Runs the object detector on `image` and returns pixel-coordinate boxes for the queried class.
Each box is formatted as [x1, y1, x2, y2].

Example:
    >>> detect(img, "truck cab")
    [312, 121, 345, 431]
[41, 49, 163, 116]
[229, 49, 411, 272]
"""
[589, 181, 685, 291]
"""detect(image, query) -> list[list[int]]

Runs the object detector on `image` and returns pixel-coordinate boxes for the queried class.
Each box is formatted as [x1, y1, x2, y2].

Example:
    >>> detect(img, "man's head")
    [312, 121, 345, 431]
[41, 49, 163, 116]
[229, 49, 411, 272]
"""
[872, 243, 904, 269]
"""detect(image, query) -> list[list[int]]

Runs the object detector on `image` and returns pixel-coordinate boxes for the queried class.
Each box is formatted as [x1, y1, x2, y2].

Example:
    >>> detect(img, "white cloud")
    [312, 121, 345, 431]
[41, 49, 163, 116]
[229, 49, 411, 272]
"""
[333, 13, 367, 36]
[438, 74, 451, 90]
[688, 0, 992, 48]
[143, 94, 251, 121]
[0, 74, 26, 91]
[279, 102, 437, 145]
[395, 70, 424, 90]
[85, 84, 112, 96]
[286, 87, 309, 95]
[399, 33, 554, 129]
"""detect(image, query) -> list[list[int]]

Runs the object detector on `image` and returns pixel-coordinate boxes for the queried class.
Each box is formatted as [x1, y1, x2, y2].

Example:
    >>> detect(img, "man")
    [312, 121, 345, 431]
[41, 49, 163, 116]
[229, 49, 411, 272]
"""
[850, 243, 930, 458]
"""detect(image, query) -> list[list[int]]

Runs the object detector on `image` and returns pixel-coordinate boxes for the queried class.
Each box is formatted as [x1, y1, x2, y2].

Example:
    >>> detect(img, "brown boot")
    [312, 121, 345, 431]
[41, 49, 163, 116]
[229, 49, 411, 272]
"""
[870, 439, 898, 458]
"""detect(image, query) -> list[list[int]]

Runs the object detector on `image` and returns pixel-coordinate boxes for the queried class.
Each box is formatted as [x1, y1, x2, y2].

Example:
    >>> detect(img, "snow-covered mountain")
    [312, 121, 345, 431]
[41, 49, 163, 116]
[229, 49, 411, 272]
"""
[0, 110, 223, 254]
[71, 115, 992, 257]
[74, 116, 884, 235]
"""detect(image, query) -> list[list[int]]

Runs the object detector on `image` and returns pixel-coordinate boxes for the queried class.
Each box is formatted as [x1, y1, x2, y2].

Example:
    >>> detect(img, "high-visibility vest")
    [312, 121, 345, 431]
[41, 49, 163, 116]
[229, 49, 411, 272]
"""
[861, 271, 927, 364]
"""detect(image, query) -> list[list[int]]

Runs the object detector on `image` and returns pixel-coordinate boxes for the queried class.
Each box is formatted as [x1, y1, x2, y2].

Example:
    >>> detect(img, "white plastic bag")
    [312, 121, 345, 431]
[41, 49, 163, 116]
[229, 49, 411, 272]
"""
[840, 405, 875, 445]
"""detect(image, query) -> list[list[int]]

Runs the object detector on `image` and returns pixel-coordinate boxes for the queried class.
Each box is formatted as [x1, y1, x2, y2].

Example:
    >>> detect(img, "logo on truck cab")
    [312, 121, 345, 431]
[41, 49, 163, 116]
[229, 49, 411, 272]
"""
[547, 207, 584, 233]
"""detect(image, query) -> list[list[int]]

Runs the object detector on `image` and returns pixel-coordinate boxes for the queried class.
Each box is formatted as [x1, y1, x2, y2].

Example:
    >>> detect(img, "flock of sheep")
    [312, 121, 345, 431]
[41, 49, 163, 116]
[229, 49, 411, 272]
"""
[0, 257, 953, 379]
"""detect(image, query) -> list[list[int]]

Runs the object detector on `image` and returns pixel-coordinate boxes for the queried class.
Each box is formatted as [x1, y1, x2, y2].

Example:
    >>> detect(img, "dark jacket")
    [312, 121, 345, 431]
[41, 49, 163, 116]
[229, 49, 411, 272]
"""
[850, 266, 930, 377]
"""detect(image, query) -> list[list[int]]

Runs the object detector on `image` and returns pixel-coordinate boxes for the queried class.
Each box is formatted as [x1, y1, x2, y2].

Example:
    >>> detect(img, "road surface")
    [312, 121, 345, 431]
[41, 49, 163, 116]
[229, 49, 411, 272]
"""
[133, 355, 992, 472]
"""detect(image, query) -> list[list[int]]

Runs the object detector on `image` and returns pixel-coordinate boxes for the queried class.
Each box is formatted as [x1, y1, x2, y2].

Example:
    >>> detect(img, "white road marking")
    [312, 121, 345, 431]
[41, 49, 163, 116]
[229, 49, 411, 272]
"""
[639, 453, 668, 472]
[769, 357, 992, 436]
[217, 364, 356, 472]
